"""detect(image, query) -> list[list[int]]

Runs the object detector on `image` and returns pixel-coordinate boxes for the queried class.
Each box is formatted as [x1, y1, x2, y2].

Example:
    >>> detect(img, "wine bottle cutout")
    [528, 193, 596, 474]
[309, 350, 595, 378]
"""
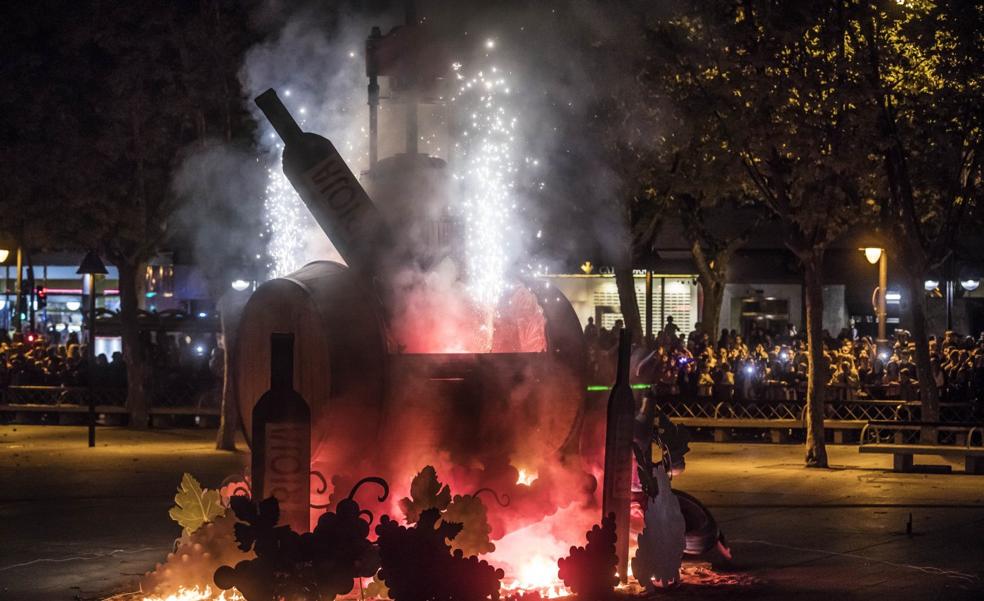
[254, 88, 389, 278]
[251, 333, 311, 532]
[602, 328, 635, 584]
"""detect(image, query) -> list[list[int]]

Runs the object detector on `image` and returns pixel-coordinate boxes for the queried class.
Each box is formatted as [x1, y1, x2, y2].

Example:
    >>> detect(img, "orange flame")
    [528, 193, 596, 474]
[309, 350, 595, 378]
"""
[502, 554, 570, 598]
[488, 503, 598, 598]
[141, 585, 243, 601]
[515, 468, 537, 486]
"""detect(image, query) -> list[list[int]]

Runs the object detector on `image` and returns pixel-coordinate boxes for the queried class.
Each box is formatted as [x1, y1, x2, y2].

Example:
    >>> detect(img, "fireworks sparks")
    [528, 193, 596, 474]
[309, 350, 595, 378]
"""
[260, 44, 537, 308]
[260, 63, 369, 278]
[264, 155, 305, 278]
[451, 63, 519, 308]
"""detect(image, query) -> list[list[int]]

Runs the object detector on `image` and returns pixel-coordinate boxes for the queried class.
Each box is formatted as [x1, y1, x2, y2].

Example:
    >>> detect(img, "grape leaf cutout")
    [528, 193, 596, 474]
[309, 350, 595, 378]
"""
[632, 464, 685, 590]
[364, 574, 390, 600]
[168, 473, 225, 535]
[399, 466, 451, 523]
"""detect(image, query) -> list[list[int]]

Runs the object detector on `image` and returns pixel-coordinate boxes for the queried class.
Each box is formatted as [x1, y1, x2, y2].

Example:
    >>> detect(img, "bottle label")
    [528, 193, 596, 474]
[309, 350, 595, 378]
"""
[264, 422, 310, 530]
[612, 415, 635, 497]
[604, 413, 636, 500]
[298, 153, 378, 269]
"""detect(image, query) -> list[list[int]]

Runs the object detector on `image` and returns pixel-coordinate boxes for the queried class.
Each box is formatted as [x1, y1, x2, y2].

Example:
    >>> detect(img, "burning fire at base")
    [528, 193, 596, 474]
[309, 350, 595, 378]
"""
[141, 586, 244, 601]
[134, 440, 741, 601]
[515, 469, 537, 487]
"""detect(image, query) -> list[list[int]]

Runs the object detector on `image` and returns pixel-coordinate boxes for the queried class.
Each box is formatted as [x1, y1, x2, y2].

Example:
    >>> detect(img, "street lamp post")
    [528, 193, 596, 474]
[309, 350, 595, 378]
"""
[77, 251, 108, 448]
[877, 251, 887, 343]
[0, 248, 8, 330]
[943, 255, 954, 331]
[863, 247, 888, 345]
[14, 247, 22, 331]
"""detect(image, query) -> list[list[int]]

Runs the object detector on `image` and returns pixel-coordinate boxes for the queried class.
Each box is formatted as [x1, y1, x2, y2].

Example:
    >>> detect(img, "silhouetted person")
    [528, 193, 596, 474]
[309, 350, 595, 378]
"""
[717, 328, 730, 350]
[664, 316, 680, 339]
[110, 351, 127, 387]
[584, 317, 599, 343]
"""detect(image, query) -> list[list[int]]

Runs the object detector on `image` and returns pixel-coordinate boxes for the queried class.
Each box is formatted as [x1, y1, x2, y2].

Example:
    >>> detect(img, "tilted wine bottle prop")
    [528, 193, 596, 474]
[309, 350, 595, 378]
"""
[255, 89, 391, 279]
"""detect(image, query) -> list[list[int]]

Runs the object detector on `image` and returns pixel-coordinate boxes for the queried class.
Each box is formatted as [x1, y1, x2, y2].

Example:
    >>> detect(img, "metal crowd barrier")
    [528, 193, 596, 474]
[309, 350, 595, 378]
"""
[593, 387, 979, 444]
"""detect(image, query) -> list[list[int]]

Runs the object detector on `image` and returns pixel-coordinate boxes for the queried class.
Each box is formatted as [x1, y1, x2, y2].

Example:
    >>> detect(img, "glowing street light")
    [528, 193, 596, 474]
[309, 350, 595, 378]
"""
[924, 279, 940, 291]
[863, 247, 882, 265]
[961, 279, 980, 292]
[230, 279, 251, 292]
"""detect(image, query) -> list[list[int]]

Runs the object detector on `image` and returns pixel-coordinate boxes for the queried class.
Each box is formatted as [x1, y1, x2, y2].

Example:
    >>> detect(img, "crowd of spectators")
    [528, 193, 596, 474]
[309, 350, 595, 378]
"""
[141, 331, 221, 406]
[585, 316, 984, 405]
[0, 330, 219, 403]
[0, 331, 124, 388]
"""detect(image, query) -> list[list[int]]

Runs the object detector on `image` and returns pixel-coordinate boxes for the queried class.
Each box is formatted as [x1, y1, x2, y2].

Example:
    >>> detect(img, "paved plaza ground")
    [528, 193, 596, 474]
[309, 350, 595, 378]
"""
[0, 426, 981, 600]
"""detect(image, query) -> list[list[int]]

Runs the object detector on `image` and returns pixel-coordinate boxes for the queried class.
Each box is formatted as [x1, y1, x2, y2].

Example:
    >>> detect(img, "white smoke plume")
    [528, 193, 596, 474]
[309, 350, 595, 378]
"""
[235, 2, 564, 353]
[176, 1, 664, 291]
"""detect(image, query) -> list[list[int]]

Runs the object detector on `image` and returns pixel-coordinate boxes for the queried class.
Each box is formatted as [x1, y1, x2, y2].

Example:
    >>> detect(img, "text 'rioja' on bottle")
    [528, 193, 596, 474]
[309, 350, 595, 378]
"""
[251, 332, 311, 532]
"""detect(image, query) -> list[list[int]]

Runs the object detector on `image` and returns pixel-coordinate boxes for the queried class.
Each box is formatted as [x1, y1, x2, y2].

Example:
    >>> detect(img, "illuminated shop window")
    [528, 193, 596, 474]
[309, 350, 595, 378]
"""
[590, 277, 696, 335]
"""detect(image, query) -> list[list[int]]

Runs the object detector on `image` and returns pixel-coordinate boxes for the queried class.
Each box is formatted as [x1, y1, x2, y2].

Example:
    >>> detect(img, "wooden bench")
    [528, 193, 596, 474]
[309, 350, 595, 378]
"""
[0, 403, 128, 425]
[673, 417, 800, 443]
[859, 421, 984, 474]
[0, 403, 127, 413]
[0, 403, 220, 427]
[825, 420, 869, 444]
[675, 416, 868, 444]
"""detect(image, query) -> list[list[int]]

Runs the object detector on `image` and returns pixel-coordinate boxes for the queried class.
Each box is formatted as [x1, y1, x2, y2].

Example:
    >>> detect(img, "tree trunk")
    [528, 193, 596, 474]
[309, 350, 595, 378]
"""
[613, 264, 642, 343]
[216, 291, 247, 451]
[903, 271, 939, 421]
[689, 235, 735, 348]
[118, 259, 151, 428]
[701, 280, 725, 347]
[803, 255, 829, 468]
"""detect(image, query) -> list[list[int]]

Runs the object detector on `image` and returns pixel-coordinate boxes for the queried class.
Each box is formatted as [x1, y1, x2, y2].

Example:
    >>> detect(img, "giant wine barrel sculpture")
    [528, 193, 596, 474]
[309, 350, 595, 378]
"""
[234, 260, 587, 486]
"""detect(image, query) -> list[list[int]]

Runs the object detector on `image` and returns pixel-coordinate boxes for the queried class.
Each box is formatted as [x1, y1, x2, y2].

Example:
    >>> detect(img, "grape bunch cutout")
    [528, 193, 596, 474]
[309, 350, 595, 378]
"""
[214, 477, 388, 601]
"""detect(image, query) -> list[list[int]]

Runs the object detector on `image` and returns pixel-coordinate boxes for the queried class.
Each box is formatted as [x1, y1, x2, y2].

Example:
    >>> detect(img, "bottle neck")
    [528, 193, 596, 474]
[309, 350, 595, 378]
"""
[255, 89, 304, 147]
[270, 333, 294, 390]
